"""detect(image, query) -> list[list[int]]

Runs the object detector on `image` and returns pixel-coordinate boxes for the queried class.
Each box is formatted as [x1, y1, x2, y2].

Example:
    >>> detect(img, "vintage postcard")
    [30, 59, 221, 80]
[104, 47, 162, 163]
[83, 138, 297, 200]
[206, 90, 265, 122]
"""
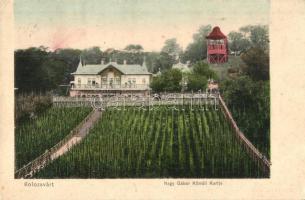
[1, 0, 305, 199]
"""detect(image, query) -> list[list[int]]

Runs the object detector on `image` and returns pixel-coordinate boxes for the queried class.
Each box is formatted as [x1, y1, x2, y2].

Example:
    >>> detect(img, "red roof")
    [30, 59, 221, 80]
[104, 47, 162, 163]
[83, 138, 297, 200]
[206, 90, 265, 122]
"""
[206, 26, 226, 39]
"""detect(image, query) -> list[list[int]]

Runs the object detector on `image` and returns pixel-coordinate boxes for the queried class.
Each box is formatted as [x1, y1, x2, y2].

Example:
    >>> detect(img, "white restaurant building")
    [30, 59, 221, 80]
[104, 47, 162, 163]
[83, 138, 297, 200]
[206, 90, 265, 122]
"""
[70, 58, 152, 97]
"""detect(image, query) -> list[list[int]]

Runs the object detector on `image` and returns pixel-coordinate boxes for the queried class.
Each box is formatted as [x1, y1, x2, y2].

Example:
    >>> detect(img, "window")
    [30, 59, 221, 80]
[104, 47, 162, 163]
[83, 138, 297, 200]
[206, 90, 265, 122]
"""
[142, 78, 146, 84]
[132, 78, 136, 88]
[115, 77, 120, 84]
[77, 78, 81, 84]
[87, 78, 91, 85]
[102, 76, 107, 84]
[92, 78, 96, 85]
[109, 78, 113, 88]
[127, 78, 132, 88]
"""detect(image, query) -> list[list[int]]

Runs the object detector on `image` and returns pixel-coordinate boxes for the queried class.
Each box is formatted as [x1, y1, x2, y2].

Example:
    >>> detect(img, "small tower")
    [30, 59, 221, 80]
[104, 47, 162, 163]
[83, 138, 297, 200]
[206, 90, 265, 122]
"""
[206, 26, 228, 64]
[78, 56, 83, 68]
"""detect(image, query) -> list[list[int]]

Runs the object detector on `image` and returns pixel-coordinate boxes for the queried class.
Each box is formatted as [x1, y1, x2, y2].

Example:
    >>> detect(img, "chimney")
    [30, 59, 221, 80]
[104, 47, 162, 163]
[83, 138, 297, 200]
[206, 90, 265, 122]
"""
[124, 60, 127, 65]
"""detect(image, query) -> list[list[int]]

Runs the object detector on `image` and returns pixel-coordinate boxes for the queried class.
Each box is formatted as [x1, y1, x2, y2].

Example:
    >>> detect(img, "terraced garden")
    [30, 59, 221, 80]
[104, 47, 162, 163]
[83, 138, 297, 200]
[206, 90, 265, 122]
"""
[35, 106, 266, 178]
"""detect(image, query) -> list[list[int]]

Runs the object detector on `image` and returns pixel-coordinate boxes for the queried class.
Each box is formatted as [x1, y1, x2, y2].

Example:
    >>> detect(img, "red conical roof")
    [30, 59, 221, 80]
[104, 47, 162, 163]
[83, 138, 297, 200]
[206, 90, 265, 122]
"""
[206, 26, 226, 39]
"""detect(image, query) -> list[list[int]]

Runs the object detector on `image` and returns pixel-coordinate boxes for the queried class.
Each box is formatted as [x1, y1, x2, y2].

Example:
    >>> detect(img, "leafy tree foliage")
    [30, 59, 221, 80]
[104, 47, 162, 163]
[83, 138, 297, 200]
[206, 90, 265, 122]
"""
[149, 76, 165, 93]
[182, 25, 211, 63]
[153, 52, 176, 73]
[81, 46, 103, 64]
[124, 44, 144, 52]
[222, 25, 270, 158]
[162, 69, 183, 91]
[228, 31, 251, 55]
[150, 69, 182, 92]
[15, 48, 66, 92]
[41, 59, 66, 89]
[186, 62, 217, 91]
[241, 47, 269, 81]
[187, 74, 207, 92]
[192, 62, 218, 80]
[161, 38, 182, 58]
[220, 76, 270, 158]
[52, 48, 82, 84]
[228, 25, 269, 55]
[248, 25, 269, 51]
[145, 52, 160, 72]
[103, 51, 144, 65]
[239, 25, 269, 51]
[15, 93, 52, 125]
[150, 62, 216, 92]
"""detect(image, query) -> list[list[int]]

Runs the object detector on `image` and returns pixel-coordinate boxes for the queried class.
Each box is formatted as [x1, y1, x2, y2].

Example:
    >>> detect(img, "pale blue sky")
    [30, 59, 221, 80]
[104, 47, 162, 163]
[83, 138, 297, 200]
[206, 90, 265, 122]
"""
[15, 0, 269, 51]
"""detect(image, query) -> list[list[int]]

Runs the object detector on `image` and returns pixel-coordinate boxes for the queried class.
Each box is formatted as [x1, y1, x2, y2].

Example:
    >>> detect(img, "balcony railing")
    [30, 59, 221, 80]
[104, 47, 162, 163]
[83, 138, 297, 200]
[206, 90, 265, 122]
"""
[208, 44, 226, 50]
[71, 84, 150, 90]
[207, 45, 227, 54]
[208, 49, 227, 55]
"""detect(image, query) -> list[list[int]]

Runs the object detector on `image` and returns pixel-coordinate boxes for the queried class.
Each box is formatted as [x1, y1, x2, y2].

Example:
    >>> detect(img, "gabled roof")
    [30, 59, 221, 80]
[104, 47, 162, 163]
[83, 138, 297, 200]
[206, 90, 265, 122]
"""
[72, 61, 152, 75]
[206, 26, 226, 39]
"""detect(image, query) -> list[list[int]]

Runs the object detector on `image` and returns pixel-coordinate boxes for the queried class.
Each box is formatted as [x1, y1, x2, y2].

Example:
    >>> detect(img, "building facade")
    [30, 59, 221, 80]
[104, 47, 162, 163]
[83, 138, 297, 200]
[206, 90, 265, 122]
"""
[70, 58, 152, 97]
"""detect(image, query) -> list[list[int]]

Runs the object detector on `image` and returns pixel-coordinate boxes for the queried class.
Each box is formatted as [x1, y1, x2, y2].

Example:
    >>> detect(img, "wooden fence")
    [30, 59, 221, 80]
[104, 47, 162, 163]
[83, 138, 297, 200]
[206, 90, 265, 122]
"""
[218, 95, 271, 176]
[52, 95, 219, 108]
[14, 109, 100, 179]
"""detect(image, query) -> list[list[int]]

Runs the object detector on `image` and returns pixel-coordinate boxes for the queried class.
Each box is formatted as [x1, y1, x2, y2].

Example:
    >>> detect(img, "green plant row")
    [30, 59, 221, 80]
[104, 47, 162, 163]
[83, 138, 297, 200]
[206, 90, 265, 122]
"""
[35, 106, 266, 178]
[15, 107, 92, 170]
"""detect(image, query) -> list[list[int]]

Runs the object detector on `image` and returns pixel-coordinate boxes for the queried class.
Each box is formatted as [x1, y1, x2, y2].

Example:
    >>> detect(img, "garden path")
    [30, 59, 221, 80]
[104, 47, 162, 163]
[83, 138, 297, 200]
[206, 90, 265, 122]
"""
[50, 109, 102, 160]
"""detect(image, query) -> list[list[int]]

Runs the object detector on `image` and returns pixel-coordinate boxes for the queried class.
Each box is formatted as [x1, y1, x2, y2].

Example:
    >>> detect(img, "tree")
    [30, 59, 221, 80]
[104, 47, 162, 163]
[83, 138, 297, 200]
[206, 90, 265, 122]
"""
[249, 25, 269, 51]
[162, 69, 183, 91]
[150, 68, 182, 92]
[228, 31, 251, 55]
[15, 47, 67, 92]
[124, 44, 144, 52]
[41, 59, 66, 90]
[220, 76, 270, 158]
[52, 48, 82, 84]
[241, 47, 269, 81]
[150, 62, 217, 92]
[154, 52, 176, 73]
[15, 48, 49, 92]
[239, 25, 269, 51]
[186, 62, 217, 91]
[182, 25, 212, 63]
[150, 76, 165, 92]
[192, 61, 218, 80]
[105, 51, 144, 65]
[145, 52, 160, 72]
[81, 46, 103, 64]
[187, 74, 207, 92]
[161, 38, 182, 59]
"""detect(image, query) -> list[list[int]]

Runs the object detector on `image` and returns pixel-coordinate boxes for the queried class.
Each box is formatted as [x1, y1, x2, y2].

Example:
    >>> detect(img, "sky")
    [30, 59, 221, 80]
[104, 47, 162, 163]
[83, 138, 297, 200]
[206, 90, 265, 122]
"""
[14, 0, 269, 51]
